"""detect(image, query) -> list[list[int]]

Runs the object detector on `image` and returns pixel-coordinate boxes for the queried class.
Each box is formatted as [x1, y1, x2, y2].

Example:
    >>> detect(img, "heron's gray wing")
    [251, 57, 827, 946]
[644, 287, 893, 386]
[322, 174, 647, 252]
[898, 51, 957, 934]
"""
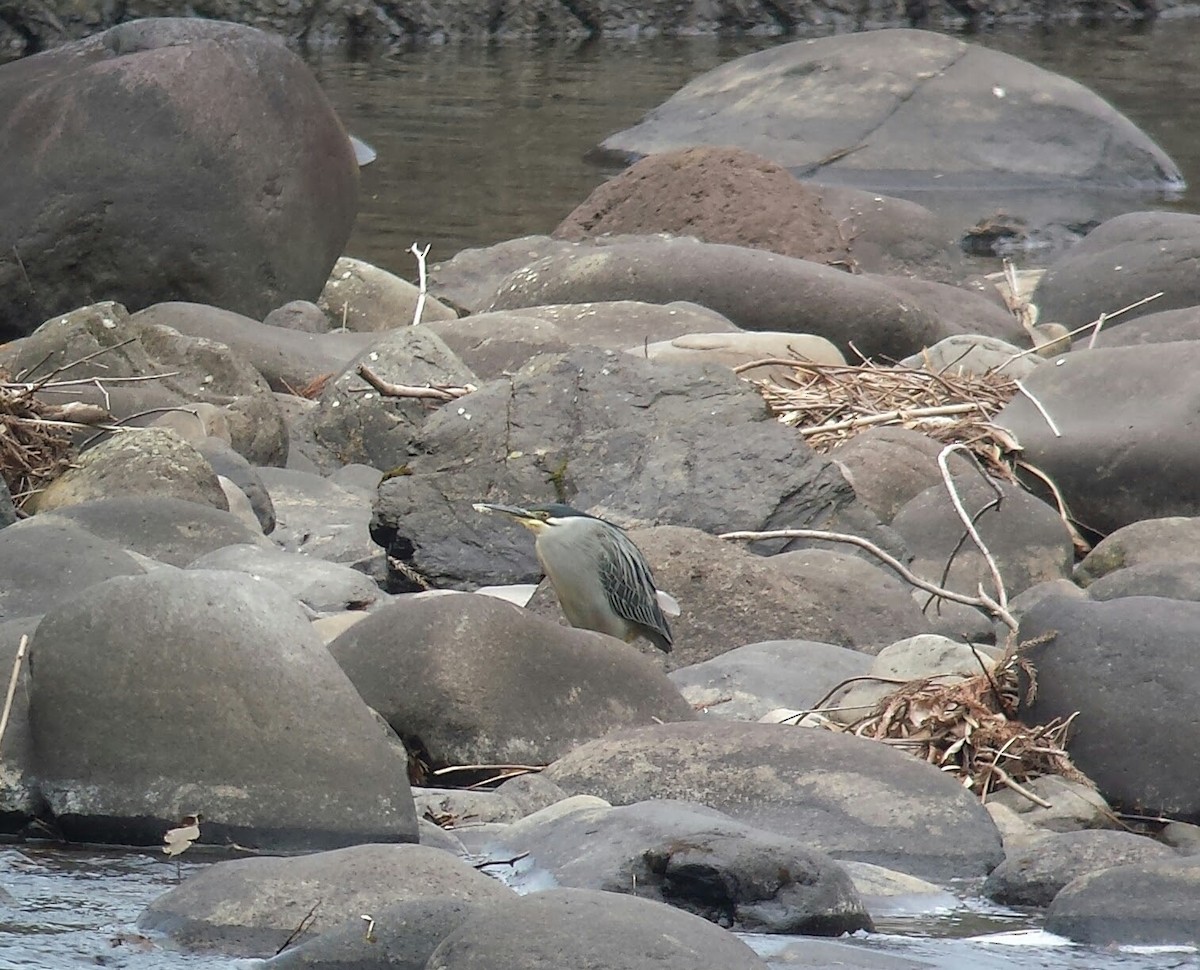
[596, 527, 672, 645]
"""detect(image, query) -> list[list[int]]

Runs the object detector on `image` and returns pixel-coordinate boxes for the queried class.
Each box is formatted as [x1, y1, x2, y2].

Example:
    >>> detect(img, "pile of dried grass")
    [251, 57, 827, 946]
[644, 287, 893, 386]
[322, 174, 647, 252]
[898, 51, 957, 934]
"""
[740, 357, 1022, 479]
[833, 639, 1091, 804]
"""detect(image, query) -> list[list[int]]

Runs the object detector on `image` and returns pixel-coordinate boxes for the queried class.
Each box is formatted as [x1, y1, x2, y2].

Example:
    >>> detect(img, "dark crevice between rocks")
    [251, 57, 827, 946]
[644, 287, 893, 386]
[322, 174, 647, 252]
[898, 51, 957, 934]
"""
[758, 0, 797, 34]
[554, 0, 599, 35]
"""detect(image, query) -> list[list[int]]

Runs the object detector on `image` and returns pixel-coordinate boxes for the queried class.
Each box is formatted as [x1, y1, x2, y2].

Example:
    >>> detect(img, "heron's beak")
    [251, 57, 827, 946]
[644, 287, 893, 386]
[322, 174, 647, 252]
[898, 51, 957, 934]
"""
[472, 502, 545, 533]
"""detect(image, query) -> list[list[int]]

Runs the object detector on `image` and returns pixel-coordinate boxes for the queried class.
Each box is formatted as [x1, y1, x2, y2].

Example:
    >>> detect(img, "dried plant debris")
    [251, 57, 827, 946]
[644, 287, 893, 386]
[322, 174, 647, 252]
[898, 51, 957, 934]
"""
[743, 358, 1021, 479]
[832, 637, 1091, 805]
[0, 374, 83, 508]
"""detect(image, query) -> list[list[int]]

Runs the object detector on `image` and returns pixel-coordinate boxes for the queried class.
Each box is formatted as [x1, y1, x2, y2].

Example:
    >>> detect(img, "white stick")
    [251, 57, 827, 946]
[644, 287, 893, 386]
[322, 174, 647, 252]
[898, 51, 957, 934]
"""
[410, 242, 431, 326]
[1014, 379, 1061, 438]
[938, 444, 1008, 610]
[0, 636, 29, 755]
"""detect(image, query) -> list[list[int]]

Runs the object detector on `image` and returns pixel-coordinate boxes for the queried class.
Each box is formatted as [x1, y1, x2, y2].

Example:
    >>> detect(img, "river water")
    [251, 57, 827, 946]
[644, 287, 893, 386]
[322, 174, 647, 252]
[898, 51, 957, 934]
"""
[6, 18, 1200, 970]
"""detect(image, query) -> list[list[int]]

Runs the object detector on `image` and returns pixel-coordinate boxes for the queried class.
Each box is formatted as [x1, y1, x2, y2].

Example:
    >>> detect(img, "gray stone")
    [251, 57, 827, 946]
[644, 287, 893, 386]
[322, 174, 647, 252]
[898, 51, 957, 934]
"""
[195, 438, 276, 534]
[371, 347, 860, 591]
[30, 569, 417, 849]
[263, 897, 485, 970]
[131, 302, 375, 393]
[1019, 595, 1200, 822]
[328, 593, 693, 768]
[26, 428, 227, 514]
[1046, 856, 1200, 945]
[1075, 516, 1200, 586]
[669, 639, 872, 722]
[0, 617, 39, 826]
[413, 788, 525, 827]
[598, 30, 1178, 192]
[493, 774, 570, 818]
[987, 776, 1118, 835]
[186, 544, 382, 614]
[1087, 561, 1200, 603]
[1036, 212, 1200, 330]
[426, 888, 769, 970]
[900, 334, 1038, 379]
[984, 830, 1173, 907]
[262, 300, 330, 334]
[0, 18, 358, 339]
[997, 343, 1200, 534]
[514, 300, 738, 347]
[0, 477, 15, 528]
[459, 798, 871, 935]
[0, 518, 144, 621]
[423, 309, 573, 380]
[0, 301, 287, 466]
[881, 281, 1028, 347]
[319, 256, 457, 330]
[296, 325, 476, 473]
[487, 237, 956, 361]
[544, 720, 1003, 880]
[32, 496, 272, 567]
[1092, 304, 1200, 348]
[636, 331, 845, 380]
[891, 475, 1073, 601]
[138, 844, 508, 956]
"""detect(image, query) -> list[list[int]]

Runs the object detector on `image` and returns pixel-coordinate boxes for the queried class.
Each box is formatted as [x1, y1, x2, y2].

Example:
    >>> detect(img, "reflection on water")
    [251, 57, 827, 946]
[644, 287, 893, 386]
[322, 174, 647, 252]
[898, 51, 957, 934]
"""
[311, 20, 1200, 279]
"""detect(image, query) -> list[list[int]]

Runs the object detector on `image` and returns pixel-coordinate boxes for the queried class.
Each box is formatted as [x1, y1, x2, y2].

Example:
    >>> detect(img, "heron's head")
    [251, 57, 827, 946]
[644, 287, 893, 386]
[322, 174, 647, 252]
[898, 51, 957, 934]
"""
[472, 502, 593, 535]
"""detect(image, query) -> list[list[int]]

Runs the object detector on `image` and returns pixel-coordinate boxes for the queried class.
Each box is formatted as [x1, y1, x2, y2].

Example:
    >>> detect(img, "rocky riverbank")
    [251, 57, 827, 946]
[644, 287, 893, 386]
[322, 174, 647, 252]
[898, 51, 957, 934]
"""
[3, 15, 1200, 969]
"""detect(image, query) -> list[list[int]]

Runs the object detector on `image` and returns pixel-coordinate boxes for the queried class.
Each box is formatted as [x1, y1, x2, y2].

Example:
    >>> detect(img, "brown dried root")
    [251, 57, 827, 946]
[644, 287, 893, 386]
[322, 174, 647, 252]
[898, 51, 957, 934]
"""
[831, 635, 1092, 804]
[0, 377, 83, 507]
[738, 357, 1021, 480]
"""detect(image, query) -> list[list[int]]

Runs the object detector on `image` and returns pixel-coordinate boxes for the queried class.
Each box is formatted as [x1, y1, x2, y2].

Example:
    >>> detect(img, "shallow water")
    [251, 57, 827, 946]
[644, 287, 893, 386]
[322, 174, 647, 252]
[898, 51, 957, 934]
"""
[8, 20, 1200, 969]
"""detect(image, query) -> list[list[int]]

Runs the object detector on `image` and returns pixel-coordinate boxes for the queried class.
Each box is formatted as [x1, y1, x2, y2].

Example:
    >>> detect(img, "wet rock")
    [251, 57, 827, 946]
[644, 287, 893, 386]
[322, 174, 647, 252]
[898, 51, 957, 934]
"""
[263, 897, 485, 970]
[598, 30, 1179, 193]
[891, 475, 1073, 601]
[319, 256, 457, 331]
[295, 325, 476, 473]
[1046, 856, 1200, 945]
[1035, 212, 1200, 330]
[1019, 595, 1200, 822]
[1075, 516, 1200, 585]
[669, 639, 871, 722]
[0, 18, 357, 339]
[30, 570, 418, 850]
[487, 236, 957, 360]
[130, 302, 375, 394]
[32, 496, 272, 567]
[426, 888, 770, 970]
[0, 519, 144, 621]
[997, 343, 1200, 534]
[187, 544, 382, 614]
[328, 593, 693, 769]
[458, 798, 871, 935]
[26, 428, 227, 515]
[554, 146, 854, 266]
[370, 347, 859, 590]
[0, 302, 288, 466]
[544, 720, 1003, 880]
[841, 861, 962, 918]
[139, 844, 506, 956]
[984, 830, 1174, 907]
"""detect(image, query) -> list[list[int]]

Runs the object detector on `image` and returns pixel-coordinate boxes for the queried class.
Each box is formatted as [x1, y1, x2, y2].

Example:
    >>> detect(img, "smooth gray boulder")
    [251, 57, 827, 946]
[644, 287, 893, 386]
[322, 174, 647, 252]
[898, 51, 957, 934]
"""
[426, 888, 770, 970]
[1075, 516, 1200, 586]
[30, 570, 418, 849]
[371, 346, 861, 591]
[328, 593, 693, 769]
[256, 467, 380, 573]
[139, 844, 507, 956]
[1019, 595, 1200, 823]
[544, 721, 1003, 880]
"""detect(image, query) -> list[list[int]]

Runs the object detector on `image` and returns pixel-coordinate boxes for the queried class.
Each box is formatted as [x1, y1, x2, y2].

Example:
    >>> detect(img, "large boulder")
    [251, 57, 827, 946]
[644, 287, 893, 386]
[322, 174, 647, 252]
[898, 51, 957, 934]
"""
[426, 888, 770, 970]
[370, 346, 861, 590]
[139, 844, 508, 956]
[1018, 595, 1200, 823]
[596, 30, 1179, 193]
[457, 798, 871, 935]
[997, 342, 1200, 534]
[328, 593, 693, 769]
[0, 18, 358, 339]
[544, 721, 1003, 880]
[29, 569, 418, 849]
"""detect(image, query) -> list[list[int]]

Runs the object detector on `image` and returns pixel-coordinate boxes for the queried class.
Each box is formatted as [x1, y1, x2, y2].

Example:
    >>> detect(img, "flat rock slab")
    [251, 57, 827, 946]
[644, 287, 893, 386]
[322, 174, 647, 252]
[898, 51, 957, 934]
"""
[139, 844, 509, 956]
[997, 342, 1200, 534]
[1019, 595, 1200, 823]
[597, 29, 1179, 191]
[1046, 856, 1200, 946]
[426, 888, 769, 970]
[544, 721, 1002, 881]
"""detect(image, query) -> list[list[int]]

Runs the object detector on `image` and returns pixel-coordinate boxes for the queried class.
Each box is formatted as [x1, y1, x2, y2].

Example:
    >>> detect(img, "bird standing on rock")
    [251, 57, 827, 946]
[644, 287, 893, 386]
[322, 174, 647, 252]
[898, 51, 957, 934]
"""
[473, 502, 678, 653]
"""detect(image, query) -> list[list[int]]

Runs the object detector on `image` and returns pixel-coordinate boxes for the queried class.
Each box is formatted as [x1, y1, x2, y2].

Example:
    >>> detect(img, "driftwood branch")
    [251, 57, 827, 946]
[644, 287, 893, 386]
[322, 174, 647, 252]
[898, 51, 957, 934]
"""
[356, 365, 475, 402]
[0, 635, 28, 755]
